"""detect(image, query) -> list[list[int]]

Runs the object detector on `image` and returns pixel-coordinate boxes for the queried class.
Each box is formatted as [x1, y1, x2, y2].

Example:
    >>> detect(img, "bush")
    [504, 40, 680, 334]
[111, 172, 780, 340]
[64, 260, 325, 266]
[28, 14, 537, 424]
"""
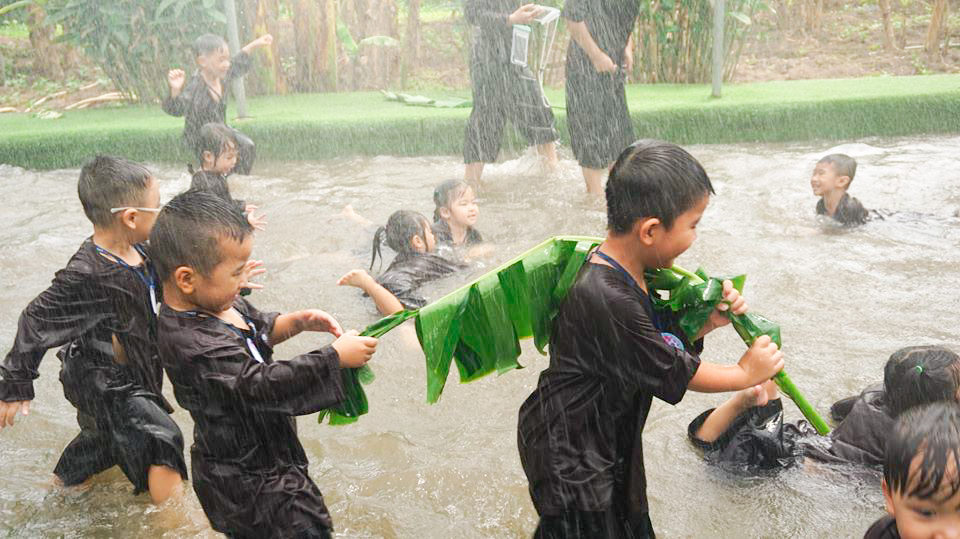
[46, 0, 227, 102]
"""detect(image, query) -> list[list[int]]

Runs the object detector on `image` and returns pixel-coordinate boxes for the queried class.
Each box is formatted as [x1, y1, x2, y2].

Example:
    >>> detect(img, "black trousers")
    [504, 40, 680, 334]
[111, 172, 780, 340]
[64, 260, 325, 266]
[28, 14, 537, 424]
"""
[566, 70, 635, 169]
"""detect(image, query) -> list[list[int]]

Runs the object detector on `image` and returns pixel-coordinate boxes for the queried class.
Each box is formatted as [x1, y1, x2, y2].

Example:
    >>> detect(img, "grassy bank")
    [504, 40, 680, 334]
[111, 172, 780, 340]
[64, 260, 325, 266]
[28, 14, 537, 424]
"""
[1, 74, 958, 169]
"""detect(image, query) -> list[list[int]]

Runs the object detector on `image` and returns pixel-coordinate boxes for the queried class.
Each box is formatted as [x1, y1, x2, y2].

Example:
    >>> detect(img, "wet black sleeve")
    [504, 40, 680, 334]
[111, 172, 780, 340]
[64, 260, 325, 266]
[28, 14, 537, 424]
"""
[863, 515, 900, 539]
[837, 196, 869, 225]
[192, 340, 344, 416]
[376, 274, 426, 310]
[226, 52, 252, 82]
[236, 298, 280, 337]
[0, 264, 110, 401]
[162, 76, 200, 117]
[687, 399, 801, 469]
[562, 0, 591, 22]
[464, 0, 511, 30]
[600, 285, 700, 404]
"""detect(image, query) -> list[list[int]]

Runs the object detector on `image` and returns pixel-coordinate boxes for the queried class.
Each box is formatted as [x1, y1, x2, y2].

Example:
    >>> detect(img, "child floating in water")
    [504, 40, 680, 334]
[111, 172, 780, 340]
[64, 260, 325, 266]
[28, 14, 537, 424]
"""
[688, 345, 960, 470]
[864, 402, 960, 538]
[517, 140, 784, 537]
[433, 179, 483, 247]
[338, 210, 465, 315]
[152, 190, 377, 538]
[190, 122, 266, 230]
[811, 153, 870, 225]
[164, 33, 272, 175]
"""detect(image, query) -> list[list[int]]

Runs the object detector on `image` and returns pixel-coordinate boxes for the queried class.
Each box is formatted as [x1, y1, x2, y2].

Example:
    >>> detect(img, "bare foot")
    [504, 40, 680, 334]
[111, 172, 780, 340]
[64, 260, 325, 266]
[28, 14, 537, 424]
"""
[339, 204, 372, 227]
[337, 269, 372, 288]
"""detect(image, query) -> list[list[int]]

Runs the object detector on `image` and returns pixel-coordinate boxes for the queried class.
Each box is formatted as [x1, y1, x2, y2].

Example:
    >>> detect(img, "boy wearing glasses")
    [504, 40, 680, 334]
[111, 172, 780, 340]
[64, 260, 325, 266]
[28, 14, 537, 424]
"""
[0, 155, 187, 504]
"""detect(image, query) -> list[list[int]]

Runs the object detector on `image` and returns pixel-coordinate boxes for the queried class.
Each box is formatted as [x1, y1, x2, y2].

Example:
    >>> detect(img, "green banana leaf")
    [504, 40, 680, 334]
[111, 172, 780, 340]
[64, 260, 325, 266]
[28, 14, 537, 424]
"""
[645, 265, 830, 435]
[317, 309, 418, 425]
[320, 235, 828, 435]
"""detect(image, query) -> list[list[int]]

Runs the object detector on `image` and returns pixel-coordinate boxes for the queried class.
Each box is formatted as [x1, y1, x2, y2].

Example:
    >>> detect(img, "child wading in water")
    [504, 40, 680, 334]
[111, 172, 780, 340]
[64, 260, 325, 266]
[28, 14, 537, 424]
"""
[864, 402, 960, 539]
[152, 190, 377, 538]
[811, 153, 871, 225]
[190, 122, 266, 230]
[338, 210, 465, 315]
[516, 140, 784, 538]
[164, 33, 272, 174]
[0, 156, 186, 503]
[433, 179, 483, 248]
[689, 345, 960, 470]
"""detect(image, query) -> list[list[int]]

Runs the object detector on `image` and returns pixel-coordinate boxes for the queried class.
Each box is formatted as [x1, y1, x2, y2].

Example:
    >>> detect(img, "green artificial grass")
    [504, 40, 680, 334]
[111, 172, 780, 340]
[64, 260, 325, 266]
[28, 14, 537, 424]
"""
[1, 74, 958, 169]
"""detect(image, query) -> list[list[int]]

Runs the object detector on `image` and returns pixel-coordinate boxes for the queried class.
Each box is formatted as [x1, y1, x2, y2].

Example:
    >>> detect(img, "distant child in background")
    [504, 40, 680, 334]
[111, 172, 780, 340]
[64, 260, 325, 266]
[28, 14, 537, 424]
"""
[152, 190, 377, 538]
[189, 122, 265, 230]
[688, 345, 960, 470]
[0, 155, 186, 504]
[433, 179, 483, 247]
[517, 140, 784, 538]
[338, 210, 465, 315]
[164, 33, 273, 174]
[811, 153, 870, 225]
[864, 402, 960, 539]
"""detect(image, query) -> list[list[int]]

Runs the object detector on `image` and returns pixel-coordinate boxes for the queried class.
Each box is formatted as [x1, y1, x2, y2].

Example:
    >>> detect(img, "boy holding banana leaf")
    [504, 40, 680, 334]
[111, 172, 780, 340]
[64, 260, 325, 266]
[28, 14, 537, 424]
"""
[517, 140, 785, 538]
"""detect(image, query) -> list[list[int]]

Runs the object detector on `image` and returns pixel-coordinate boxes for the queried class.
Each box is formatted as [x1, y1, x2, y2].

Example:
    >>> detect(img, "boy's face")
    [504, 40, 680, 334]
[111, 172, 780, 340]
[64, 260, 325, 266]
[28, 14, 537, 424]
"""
[198, 46, 231, 79]
[442, 186, 479, 228]
[810, 162, 848, 196]
[884, 456, 960, 539]
[644, 194, 709, 269]
[129, 176, 161, 243]
[190, 234, 253, 313]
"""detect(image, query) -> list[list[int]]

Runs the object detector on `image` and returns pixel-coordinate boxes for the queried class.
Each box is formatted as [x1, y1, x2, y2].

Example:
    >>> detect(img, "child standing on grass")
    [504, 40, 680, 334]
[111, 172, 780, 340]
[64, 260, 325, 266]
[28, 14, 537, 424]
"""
[0, 155, 186, 504]
[338, 210, 465, 315]
[864, 402, 960, 539]
[189, 122, 266, 230]
[152, 190, 377, 538]
[517, 140, 784, 538]
[164, 33, 272, 175]
[811, 153, 870, 225]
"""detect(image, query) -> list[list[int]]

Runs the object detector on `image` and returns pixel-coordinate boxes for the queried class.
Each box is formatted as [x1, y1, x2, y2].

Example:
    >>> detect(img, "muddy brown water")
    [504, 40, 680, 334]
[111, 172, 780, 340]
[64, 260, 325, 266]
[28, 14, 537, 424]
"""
[1, 136, 959, 537]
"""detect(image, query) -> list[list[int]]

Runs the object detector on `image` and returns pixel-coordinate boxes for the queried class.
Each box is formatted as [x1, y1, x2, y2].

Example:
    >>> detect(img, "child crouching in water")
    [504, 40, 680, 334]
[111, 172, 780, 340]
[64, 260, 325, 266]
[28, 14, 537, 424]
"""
[865, 402, 960, 538]
[689, 345, 960, 470]
[811, 153, 871, 226]
[151, 190, 377, 538]
[338, 210, 465, 315]
[432, 179, 494, 260]
[189, 122, 266, 230]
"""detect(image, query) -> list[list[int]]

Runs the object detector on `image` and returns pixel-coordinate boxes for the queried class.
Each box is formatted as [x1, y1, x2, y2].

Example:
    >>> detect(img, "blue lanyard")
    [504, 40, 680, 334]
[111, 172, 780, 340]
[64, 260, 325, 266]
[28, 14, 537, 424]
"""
[182, 310, 266, 364]
[591, 249, 641, 290]
[95, 244, 159, 315]
[590, 248, 673, 338]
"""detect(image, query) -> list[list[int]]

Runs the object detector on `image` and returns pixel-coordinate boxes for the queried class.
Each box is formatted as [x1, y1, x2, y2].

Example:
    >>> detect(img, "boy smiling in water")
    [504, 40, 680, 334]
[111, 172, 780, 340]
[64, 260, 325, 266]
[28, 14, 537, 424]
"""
[517, 140, 784, 538]
[811, 153, 870, 225]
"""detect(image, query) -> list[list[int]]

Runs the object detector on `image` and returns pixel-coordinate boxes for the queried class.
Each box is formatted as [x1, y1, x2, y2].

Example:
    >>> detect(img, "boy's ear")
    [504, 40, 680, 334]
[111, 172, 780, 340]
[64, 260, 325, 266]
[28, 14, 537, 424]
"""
[173, 266, 197, 295]
[117, 208, 138, 231]
[410, 234, 426, 252]
[882, 479, 896, 516]
[633, 217, 661, 247]
[201, 150, 215, 165]
[837, 175, 851, 188]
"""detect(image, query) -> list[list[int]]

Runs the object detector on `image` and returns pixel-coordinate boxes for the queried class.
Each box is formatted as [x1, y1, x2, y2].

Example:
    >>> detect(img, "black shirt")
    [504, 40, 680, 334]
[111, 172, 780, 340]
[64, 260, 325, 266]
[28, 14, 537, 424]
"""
[162, 52, 252, 150]
[563, 0, 640, 76]
[863, 515, 900, 539]
[432, 219, 484, 248]
[375, 252, 466, 309]
[0, 238, 167, 411]
[816, 192, 870, 225]
[465, 0, 514, 65]
[189, 170, 246, 210]
[518, 262, 701, 517]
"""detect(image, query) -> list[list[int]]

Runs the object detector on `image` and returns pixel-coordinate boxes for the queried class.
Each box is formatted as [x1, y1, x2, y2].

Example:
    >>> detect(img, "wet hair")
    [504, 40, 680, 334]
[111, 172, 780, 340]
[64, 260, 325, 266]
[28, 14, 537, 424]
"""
[606, 139, 714, 234]
[196, 123, 237, 165]
[884, 402, 960, 502]
[433, 179, 471, 222]
[77, 155, 153, 227]
[193, 33, 228, 58]
[370, 210, 430, 270]
[884, 345, 960, 417]
[149, 189, 252, 281]
[818, 154, 857, 184]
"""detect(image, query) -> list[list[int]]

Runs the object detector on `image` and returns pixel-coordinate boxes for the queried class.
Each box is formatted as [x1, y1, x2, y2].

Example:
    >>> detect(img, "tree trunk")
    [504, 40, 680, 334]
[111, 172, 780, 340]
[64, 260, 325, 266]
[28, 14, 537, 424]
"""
[925, 0, 948, 57]
[879, 0, 896, 50]
[27, 5, 63, 80]
[292, 0, 337, 91]
[402, 0, 421, 87]
[363, 0, 398, 89]
[254, 0, 286, 93]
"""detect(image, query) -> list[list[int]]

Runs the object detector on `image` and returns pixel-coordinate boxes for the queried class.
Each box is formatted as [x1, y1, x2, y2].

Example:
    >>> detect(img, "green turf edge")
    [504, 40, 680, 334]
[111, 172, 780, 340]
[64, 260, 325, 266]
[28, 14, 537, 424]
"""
[2, 79, 959, 170]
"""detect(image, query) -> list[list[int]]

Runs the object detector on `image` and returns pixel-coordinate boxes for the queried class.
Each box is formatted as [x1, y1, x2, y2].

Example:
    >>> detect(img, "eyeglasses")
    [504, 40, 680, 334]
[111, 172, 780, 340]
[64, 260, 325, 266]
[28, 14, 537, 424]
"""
[110, 207, 161, 214]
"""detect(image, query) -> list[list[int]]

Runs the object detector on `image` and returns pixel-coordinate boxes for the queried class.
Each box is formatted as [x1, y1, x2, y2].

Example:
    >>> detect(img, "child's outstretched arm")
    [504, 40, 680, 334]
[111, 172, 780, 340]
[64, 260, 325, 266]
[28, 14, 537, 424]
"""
[241, 34, 273, 54]
[162, 69, 188, 116]
[694, 380, 778, 443]
[337, 269, 404, 316]
[688, 335, 784, 392]
[269, 309, 343, 346]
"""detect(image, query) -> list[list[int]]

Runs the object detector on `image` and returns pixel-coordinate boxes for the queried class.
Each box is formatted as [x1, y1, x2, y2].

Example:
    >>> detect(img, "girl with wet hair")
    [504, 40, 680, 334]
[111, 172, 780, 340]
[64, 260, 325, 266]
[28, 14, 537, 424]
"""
[188, 123, 266, 231]
[338, 210, 465, 315]
[688, 345, 960, 471]
[432, 179, 484, 248]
